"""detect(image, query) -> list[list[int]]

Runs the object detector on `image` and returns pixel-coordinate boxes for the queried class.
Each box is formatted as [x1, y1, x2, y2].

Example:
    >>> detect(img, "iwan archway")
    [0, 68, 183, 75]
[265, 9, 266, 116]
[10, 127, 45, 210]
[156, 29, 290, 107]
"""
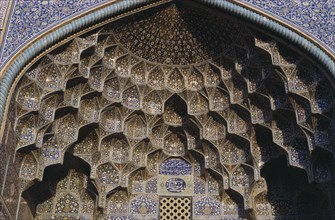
[0, 0, 334, 219]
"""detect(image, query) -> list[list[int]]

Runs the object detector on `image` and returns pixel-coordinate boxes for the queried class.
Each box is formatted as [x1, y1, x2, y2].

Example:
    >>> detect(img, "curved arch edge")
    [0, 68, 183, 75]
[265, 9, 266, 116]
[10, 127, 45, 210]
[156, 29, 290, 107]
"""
[0, 0, 159, 138]
[0, 0, 334, 139]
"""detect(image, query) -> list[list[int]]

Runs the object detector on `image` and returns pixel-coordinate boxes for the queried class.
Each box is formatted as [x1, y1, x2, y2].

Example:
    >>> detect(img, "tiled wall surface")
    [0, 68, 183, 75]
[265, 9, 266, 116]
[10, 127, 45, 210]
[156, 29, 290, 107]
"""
[0, 0, 333, 70]
[0, 0, 108, 67]
[241, 0, 334, 53]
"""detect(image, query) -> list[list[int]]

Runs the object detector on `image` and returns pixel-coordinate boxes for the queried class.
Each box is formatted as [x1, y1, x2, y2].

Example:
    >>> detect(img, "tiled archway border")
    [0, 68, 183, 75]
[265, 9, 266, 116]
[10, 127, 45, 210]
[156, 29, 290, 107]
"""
[0, 0, 334, 138]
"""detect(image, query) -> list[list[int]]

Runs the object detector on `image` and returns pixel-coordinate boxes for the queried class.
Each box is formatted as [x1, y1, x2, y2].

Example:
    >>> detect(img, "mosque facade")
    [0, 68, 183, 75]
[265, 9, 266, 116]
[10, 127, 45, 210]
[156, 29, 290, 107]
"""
[0, 0, 334, 219]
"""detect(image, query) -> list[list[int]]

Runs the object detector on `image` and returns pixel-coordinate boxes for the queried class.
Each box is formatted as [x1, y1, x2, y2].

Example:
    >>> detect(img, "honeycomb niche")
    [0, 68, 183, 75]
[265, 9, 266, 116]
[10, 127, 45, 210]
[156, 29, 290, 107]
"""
[2, 1, 334, 220]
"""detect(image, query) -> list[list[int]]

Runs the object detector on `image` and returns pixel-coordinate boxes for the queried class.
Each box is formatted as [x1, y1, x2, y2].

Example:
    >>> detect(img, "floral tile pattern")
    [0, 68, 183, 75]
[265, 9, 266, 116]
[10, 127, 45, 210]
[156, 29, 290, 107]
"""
[2, 2, 335, 219]
[0, 0, 109, 66]
[0, 0, 9, 29]
[242, 0, 335, 53]
[0, 0, 334, 69]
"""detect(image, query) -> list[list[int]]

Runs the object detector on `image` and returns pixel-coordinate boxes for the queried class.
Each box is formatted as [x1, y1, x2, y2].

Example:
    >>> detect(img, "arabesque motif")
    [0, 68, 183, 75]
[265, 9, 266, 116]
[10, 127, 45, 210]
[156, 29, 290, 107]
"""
[3, 2, 334, 219]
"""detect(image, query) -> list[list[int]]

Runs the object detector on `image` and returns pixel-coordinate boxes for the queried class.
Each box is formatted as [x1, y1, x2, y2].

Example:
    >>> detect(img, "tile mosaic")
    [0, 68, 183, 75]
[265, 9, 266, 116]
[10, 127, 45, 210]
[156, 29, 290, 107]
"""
[0, 0, 9, 29]
[0, 0, 333, 69]
[242, 0, 335, 52]
[159, 158, 192, 176]
[0, 0, 109, 66]
[0, 202, 10, 220]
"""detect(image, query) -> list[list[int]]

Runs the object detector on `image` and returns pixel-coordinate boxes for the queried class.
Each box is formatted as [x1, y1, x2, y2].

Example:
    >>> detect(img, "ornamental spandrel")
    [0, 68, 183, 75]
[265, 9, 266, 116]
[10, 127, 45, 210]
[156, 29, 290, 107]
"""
[2, 1, 334, 219]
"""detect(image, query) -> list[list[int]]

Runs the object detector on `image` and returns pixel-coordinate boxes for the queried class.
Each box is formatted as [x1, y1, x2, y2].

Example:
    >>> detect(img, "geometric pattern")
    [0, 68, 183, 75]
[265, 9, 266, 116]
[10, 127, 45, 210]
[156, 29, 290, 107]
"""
[160, 197, 191, 220]
[0, 0, 334, 69]
[0, 0, 9, 29]
[1, 2, 335, 219]
[0, 0, 109, 66]
[242, 0, 335, 53]
[35, 170, 95, 220]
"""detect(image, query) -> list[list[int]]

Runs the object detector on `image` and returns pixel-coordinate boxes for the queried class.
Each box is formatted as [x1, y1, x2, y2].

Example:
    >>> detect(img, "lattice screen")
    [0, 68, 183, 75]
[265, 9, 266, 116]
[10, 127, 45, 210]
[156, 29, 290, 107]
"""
[159, 197, 191, 220]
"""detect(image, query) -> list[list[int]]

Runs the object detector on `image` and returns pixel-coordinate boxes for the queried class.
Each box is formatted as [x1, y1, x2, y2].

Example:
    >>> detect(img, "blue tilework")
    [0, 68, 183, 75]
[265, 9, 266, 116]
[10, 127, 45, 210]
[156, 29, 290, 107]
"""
[0, 0, 334, 69]
[0, 0, 108, 66]
[194, 196, 222, 216]
[130, 195, 158, 215]
[242, 0, 335, 53]
[0, 0, 334, 134]
[159, 158, 192, 176]
[146, 178, 158, 193]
